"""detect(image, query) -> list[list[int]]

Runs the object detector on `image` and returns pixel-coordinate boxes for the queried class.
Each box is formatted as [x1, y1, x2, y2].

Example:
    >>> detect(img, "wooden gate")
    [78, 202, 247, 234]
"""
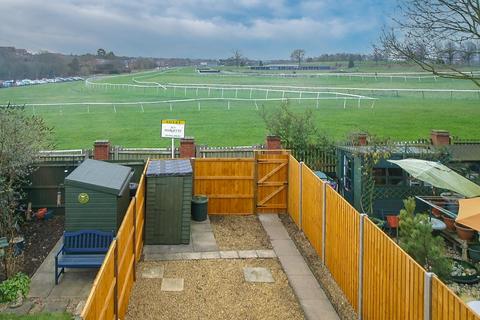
[255, 151, 289, 213]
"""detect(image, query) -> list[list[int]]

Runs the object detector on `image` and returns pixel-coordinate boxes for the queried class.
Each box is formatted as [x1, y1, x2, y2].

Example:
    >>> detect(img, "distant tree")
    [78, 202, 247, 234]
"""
[372, 45, 384, 64]
[68, 57, 80, 75]
[97, 48, 106, 57]
[460, 41, 477, 65]
[0, 104, 52, 278]
[232, 49, 243, 68]
[106, 51, 115, 59]
[380, 0, 480, 86]
[259, 60, 263, 67]
[290, 49, 305, 66]
[348, 56, 355, 68]
[444, 41, 457, 65]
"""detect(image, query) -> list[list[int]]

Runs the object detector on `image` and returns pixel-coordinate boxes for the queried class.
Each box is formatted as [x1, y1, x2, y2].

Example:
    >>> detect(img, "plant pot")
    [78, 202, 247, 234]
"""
[386, 215, 399, 228]
[443, 216, 456, 231]
[449, 258, 480, 284]
[431, 201, 443, 218]
[455, 222, 475, 241]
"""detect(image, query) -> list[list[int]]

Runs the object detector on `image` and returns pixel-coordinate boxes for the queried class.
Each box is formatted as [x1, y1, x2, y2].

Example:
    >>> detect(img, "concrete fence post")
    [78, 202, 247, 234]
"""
[321, 182, 327, 264]
[358, 213, 368, 320]
[299, 162, 303, 230]
[424, 272, 434, 320]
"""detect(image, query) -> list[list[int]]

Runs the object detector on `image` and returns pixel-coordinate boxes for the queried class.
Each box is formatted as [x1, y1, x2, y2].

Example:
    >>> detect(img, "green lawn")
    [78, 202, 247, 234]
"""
[0, 66, 479, 149]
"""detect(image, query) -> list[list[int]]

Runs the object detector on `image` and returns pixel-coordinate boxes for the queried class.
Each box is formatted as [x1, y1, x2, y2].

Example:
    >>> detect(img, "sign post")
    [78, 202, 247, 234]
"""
[161, 119, 185, 158]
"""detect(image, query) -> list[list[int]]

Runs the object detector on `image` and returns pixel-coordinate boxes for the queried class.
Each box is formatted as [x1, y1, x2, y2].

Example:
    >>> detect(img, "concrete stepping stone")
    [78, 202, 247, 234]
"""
[5, 301, 34, 315]
[161, 278, 184, 292]
[142, 265, 165, 279]
[243, 267, 274, 283]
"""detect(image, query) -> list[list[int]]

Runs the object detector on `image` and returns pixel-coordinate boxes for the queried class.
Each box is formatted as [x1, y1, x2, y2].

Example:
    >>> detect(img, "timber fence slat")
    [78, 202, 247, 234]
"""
[287, 155, 480, 320]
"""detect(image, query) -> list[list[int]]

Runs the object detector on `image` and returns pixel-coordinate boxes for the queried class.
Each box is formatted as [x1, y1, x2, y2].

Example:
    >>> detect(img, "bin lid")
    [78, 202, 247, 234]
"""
[65, 159, 133, 196]
[147, 159, 192, 177]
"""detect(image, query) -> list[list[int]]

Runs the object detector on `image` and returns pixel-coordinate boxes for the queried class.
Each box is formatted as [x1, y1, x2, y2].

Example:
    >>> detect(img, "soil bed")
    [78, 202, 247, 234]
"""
[279, 214, 356, 320]
[126, 259, 303, 320]
[1, 216, 64, 280]
[210, 215, 272, 250]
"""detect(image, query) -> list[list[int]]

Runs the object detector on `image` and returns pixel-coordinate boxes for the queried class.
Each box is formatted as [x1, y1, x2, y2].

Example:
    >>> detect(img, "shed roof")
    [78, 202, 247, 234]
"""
[146, 159, 192, 177]
[65, 159, 132, 195]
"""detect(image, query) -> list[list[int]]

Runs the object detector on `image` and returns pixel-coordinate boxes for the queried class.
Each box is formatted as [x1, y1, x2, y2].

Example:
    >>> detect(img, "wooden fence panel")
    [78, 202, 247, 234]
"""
[325, 187, 359, 312]
[363, 218, 425, 320]
[432, 277, 480, 320]
[135, 173, 145, 262]
[194, 158, 255, 215]
[288, 155, 300, 226]
[116, 199, 136, 319]
[301, 166, 324, 259]
[81, 241, 116, 320]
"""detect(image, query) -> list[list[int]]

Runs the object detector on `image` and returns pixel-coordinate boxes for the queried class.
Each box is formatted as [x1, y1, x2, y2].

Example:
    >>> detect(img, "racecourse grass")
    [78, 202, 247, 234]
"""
[0, 65, 479, 149]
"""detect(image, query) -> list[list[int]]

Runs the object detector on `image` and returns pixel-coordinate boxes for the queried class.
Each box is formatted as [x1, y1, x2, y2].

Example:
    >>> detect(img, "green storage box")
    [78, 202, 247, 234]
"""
[65, 159, 133, 234]
[145, 159, 192, 245]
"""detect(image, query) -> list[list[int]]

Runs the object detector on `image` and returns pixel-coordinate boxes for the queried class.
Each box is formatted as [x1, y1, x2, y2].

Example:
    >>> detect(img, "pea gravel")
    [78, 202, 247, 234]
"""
[126, 259, 304, 320]
[209, 215, 272, 250]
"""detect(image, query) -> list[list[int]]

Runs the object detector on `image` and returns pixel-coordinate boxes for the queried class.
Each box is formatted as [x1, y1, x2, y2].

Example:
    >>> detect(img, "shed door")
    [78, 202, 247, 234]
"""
[149, 177, 183, 244]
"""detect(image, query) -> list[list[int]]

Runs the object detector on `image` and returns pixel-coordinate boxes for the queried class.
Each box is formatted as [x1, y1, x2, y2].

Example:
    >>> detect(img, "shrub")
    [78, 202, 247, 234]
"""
[0, 272, 30, 302]
[399, 197, 451, 280]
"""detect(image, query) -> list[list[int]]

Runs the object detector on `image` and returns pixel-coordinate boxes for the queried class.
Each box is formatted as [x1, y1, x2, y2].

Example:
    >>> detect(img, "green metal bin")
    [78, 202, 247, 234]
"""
[145, 159, 192, 244]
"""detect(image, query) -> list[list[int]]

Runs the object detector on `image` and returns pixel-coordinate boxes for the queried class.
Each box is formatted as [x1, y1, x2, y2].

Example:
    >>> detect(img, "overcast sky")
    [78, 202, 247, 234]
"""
[0, 0, 396, 59]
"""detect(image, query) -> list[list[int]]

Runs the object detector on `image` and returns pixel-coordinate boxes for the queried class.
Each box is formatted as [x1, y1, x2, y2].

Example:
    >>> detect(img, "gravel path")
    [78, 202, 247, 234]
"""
[126, 259, 304, 320]
[210, 215, 272, 250]
[280, 214, 357, 320]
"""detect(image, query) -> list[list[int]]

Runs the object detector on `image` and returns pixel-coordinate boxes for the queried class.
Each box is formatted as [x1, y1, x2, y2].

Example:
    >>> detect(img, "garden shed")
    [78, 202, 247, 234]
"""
[65, 159, 133, 233]
[336, 144, 446, 216]
[145, 159, 192, 245]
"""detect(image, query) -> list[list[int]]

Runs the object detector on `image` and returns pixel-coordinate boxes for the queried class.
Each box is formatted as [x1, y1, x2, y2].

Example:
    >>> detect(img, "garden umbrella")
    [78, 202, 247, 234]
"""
[387, 159, 480, 198]
[456, 197, 480, 231]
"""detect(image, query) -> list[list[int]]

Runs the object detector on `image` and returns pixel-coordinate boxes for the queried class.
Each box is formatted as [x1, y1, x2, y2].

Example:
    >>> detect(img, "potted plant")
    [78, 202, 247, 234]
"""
[455, 222, 475, 241]
[443, 215, 456, 231]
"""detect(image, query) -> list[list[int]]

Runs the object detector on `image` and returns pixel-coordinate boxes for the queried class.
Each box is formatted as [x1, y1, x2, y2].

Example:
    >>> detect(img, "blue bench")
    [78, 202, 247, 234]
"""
[55, 230, 114, 284]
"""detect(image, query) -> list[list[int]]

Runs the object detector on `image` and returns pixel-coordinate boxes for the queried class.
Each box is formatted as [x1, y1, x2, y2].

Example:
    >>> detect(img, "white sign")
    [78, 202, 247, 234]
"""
[161, 119, 185, 139]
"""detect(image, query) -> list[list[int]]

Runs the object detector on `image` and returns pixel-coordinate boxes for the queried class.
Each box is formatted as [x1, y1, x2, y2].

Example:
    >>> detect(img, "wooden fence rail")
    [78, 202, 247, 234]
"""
[81, 162, 146, 319]
[288, 155, 480, 320]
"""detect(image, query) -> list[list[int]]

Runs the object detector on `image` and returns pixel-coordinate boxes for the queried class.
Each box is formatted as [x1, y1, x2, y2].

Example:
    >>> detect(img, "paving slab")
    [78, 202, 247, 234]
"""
[261, 225, 291, 240]
[278, 255, 314, 276]
[144, 244, 193, 255]
[238, 250, 258, 259]
[192, 231, 218, 252]
[270, 239, 301, 257]
[256, 250, 277, 258]
[49, 272, 96, 298]
[44, 300, 69, 313]
[181, 252, 202, 260]
[161, 278, 184, 292]
[259, 214, 339, 320]
[219, 251, 239, 259]
[200, 251, 221, 259]
[190, 222, 213, 233]
[142, 265, 165, 278]
[243, 267, 275, 283]
[300, 300, 339, 320]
